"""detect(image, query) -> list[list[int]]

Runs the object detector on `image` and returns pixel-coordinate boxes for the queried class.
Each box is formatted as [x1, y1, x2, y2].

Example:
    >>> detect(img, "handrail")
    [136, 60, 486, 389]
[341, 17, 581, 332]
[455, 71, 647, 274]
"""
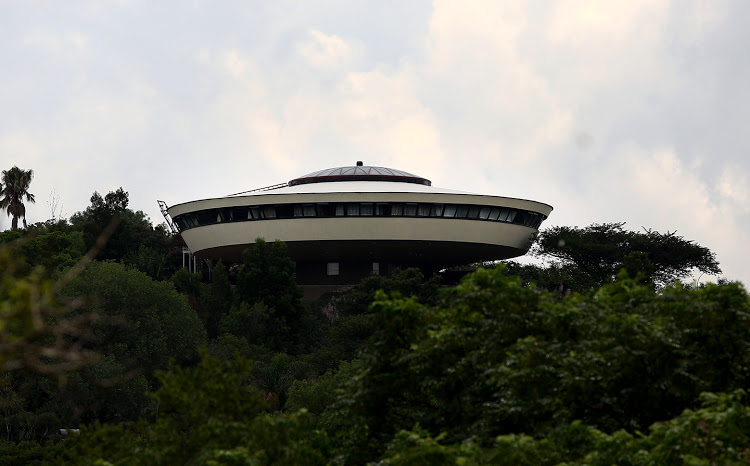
[227, 183, 288, 197]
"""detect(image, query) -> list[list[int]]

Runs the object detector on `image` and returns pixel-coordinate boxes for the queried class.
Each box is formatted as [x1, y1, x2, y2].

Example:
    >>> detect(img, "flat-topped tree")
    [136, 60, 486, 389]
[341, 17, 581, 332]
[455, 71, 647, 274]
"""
[0, 166, 35, 230]
[533, 222, 721, 290]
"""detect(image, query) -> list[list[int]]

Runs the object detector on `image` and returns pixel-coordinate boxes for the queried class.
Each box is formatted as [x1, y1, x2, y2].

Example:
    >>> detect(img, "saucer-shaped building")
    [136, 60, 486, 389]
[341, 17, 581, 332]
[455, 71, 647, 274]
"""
[166, 162, 552, 294]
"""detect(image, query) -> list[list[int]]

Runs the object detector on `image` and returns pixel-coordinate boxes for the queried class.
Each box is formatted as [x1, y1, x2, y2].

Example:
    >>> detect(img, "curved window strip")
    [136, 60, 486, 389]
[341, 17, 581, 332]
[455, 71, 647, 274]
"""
[173, 202, 547, 232]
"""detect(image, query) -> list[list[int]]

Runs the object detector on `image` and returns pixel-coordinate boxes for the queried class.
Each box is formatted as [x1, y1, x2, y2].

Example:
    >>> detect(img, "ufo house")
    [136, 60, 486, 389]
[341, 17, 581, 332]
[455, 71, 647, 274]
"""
[165, 162, 552, 296]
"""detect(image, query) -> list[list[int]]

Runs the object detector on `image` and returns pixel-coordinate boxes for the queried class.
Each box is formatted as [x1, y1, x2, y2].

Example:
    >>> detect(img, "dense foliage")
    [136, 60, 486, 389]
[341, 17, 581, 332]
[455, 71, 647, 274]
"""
[324, 267, 749, 462]
[69, 188, 179, 278]
[0, 178, 746, 464]
[233, 238, 305, 352]
[52, 266, 750, 464]
[62, 261, 206, 381]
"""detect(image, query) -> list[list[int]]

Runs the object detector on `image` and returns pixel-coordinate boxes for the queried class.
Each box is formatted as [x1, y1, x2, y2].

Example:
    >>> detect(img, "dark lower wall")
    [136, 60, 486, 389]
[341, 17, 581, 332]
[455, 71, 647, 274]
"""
[295, 260, 442, 285]
[295, 261, 389, 286]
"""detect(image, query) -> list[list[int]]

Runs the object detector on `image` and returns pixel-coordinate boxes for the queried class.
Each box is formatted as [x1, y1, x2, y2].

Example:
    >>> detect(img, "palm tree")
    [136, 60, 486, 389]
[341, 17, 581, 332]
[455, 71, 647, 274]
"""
[0, 166, 36, 230]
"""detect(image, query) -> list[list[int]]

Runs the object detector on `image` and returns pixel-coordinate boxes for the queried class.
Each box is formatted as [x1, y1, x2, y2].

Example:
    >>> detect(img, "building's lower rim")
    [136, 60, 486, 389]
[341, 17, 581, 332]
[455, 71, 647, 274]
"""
[193, 239, 524, 286]
[194, 239, 523, 266]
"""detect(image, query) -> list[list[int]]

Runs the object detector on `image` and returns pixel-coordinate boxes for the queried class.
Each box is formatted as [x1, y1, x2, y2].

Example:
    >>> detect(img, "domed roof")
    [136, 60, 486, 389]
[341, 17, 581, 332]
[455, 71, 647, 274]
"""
[288, 162, 431, 187]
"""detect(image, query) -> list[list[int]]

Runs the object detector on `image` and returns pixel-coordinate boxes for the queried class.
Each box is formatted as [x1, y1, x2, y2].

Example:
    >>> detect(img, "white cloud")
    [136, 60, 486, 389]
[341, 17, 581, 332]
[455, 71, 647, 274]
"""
[296, 30, 358, 69]
[24, 28, 88, 57]
[223, 50, 252, 80]
[575, 146, 744, 281]
[718, 166, 750, 211]
[0, 132, 44, 166]
[2, 0, 749, 285]
[545, 0, 669, 46]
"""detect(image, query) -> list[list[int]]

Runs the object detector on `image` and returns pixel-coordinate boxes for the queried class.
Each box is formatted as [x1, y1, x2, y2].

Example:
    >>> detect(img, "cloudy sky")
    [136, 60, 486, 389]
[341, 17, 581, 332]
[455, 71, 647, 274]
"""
[1, 0, 748, 284]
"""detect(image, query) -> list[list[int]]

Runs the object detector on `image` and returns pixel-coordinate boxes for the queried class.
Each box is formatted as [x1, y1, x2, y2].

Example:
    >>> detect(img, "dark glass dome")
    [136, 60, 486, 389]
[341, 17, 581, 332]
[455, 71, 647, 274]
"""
[288, 162, 431, 187]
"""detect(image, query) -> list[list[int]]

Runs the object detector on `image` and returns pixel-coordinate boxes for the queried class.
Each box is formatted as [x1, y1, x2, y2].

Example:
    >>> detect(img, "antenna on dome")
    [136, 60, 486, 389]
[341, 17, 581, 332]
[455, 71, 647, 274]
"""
[356, 161, 363, 166]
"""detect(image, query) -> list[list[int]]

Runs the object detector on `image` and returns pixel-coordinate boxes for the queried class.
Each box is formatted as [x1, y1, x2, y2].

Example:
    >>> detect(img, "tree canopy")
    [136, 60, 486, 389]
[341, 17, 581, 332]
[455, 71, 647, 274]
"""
[0, 174, 745, 464]
[517, 222, 722, 292]
[62, 261, 206, 381]
[231, 238, 305, 352]
[69, 188, 178, 279]
[318, 266, 749, 463]
[51, 265, 750, 464]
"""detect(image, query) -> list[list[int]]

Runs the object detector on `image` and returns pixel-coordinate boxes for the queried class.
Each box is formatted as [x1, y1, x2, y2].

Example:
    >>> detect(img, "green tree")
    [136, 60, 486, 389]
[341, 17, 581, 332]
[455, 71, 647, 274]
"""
[381, 390, 750, 466]
[0, 440, 63, 465]
[287, 360, 360, 417]
[60, 352, 330, 465]
[375, 390, 750, 466]
[0, 166, 35, 230]
[303, 313, 375, 375]
[0, 222, 85, 278]
[201, 260, 232, 340]
[69, 188, 176, 275]
[219, 301, 272, 348]
[0, 243, 100, 379]
[322, 267, 441, 318]
[512, 222, 722, 292]
[19, 229, 85, 273]
[171, 267, 203, 296]
[250, 353, 309, 410]
[234, 238, 304, 352]
[63, 261, 206, 386]
[299, 268, 441, 375]
[327, 266, 750, 463]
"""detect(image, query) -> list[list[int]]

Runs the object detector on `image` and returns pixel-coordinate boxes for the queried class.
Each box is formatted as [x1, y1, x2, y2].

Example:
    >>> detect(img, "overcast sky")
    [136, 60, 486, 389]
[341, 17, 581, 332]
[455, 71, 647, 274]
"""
[1, 0, 748, 284]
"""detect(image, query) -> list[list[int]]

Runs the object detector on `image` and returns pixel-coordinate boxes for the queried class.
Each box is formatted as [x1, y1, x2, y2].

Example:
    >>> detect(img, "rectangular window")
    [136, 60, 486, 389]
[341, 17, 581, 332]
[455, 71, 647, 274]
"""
[430, 204, 444, 217]
[335, 204, 345, 216]
[250, 206, 262, 219]
[230, 207, 247, 221]
[417, 204, 431, 217]
[302, 204, 316, 217]
[376, 203, 390, 216]
[404, 203, 418, 216]
[294, 205, 304, 217]
[455, 205, 469, 218]
[479, 207, 491, 219]
[361, 203, 374, 216]
[391, 204, 403, 216]
[198, 210, 216, 225]
[489, 207, 501, 221]
[507, 210, 516, 222]
[347, 203, 360, 216]
[467, 206, 480, 219]
[275, 205, 293, 218]
[263, 206, 276, 218]
[317, 204, 332, 217]
[327, 262, 340, 276]
[443, 205, 457, 217]
[372, 262, 380, 275]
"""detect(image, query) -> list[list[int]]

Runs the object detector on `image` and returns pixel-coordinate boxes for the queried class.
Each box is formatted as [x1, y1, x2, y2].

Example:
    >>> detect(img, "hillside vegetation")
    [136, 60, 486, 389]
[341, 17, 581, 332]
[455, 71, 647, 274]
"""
[0, 187, 746, 465]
